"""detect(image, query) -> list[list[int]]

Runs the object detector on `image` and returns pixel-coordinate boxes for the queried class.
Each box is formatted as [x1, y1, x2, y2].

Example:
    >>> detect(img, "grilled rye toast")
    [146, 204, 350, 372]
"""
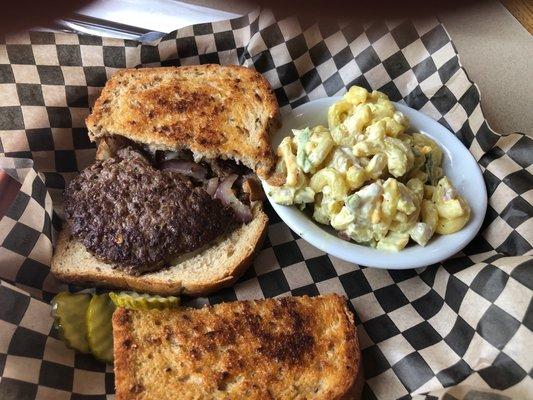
[86, 65, 279, 179]
[113, 294, 362, 400]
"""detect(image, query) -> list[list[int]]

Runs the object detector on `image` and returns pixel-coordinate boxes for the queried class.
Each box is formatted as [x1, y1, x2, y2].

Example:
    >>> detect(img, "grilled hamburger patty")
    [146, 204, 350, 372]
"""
[64, 148, 237, 274]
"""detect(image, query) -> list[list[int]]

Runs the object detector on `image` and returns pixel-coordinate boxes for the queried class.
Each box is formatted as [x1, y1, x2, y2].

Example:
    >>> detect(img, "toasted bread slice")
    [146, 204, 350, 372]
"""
[51, 204, 268, 296]
[113, 294, 362, 400]
[86, 65, 279, 179]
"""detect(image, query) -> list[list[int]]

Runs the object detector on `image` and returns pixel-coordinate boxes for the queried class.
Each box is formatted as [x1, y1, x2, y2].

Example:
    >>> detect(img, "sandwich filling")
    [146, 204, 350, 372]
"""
[64, 139, 261, 275]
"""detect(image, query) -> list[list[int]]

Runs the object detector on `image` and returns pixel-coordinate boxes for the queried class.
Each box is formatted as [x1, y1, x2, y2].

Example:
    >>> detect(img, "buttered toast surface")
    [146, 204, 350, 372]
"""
[86, 65, 279, 179]
[113, 294, 362, 400]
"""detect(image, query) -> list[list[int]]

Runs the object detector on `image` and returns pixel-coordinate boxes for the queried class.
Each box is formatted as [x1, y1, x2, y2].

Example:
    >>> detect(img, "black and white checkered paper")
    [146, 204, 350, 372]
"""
[0, 9, 531, 400]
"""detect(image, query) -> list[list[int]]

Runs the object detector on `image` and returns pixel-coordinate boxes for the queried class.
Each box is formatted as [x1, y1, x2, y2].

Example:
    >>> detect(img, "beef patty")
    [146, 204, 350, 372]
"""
[64, 148, 237, 274]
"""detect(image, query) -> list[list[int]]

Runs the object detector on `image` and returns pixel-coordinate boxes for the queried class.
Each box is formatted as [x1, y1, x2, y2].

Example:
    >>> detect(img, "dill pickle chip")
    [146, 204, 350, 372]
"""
[109, 291, 180, 310]
[51, 292, 91, 354]
[86, 293, 115, 364]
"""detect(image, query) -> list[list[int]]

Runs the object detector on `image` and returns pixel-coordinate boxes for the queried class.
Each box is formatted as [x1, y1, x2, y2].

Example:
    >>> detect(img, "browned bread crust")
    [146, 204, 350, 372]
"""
[113, 294, 362, 400]
[86, 65, 279, 179]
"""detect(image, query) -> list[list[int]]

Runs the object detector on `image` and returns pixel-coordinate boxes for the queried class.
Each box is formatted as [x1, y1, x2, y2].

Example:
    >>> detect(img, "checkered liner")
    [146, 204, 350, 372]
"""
[0, 8, 531, 400]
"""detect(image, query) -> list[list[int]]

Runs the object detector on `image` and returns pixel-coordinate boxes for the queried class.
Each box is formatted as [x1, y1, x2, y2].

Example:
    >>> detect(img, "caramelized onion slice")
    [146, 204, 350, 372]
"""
[160, 160, 207, 180]
[206, 177, 219, 196]
[215, 174, 252, 223]
[242, 176, 265, 202]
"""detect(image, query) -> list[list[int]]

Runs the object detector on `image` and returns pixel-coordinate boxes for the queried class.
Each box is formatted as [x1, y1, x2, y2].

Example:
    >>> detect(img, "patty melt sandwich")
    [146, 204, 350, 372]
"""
[51, 65, 279, 296]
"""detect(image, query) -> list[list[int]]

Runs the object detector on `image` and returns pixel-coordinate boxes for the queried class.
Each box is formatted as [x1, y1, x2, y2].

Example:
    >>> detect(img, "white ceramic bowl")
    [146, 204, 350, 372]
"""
[261, 97, 487, 269]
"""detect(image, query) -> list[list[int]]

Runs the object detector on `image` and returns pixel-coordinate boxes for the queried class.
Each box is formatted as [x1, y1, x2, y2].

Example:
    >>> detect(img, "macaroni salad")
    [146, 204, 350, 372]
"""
[267, 86, 471, 251]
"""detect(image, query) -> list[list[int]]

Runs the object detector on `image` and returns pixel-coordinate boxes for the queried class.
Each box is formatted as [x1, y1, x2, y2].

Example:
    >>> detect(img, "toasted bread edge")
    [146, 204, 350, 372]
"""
[337, 295, 364, 400]
[113, 308, 135, 400]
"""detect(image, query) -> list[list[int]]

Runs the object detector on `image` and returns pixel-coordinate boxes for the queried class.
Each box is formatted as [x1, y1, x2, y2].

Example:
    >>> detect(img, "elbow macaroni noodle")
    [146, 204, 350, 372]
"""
[267, 86, 471, 251]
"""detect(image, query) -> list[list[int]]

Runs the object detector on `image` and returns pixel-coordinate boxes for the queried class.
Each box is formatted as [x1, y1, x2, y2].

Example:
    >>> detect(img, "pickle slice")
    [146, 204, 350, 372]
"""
[109, 291, 180, 310]
[51, 292, 91, 354]
[86, 293, 115, 364]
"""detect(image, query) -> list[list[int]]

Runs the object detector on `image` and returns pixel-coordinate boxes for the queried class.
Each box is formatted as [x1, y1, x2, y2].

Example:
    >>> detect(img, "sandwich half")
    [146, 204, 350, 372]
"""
[51, 65, 279, 296]
[112, 294, 363, 400]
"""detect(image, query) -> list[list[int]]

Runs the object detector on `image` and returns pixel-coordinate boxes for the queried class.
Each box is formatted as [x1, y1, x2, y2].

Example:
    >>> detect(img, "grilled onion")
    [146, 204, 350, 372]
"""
[160, 160, 207, 180]
[215, 174, 252, 223]
[205, 177, 219, 196]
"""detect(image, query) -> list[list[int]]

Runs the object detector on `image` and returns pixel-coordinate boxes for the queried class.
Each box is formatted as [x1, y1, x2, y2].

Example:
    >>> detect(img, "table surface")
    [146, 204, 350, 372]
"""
[501, 0, 533, 34]
[440, 1, 532, 136]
